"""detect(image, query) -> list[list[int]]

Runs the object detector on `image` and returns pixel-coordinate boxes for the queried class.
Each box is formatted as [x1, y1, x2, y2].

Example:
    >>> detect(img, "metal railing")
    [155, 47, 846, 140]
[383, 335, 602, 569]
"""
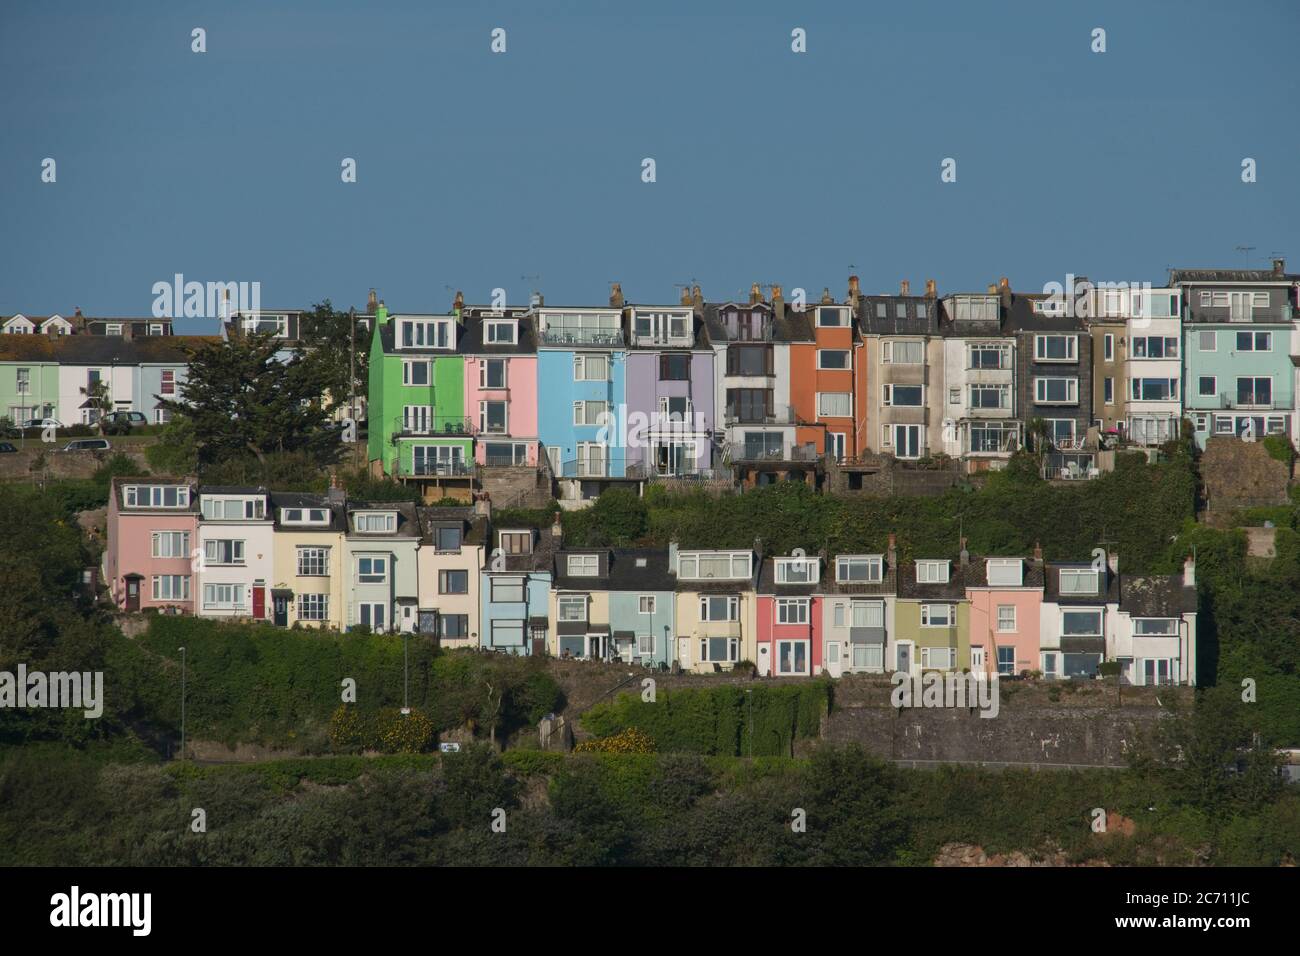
[391, 415, 476, 439]
[538, 329, 625, 346]
[558, 448, 715, 479]
[724, 441, 821, 463]
[401, 459, 476, 478]
[722, 403, 805, 426]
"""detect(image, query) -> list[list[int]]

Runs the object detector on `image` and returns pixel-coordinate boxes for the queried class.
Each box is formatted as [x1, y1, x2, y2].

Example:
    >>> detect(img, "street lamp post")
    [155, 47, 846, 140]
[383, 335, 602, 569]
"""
[178, 646, 187, 761]
[401, 632, 411, 715]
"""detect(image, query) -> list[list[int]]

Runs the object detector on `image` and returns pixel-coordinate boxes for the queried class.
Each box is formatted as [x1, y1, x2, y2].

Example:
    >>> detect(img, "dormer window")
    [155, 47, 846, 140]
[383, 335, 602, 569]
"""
[949, 295, 999, 322]
[986, 558, 1023, 587]
[836, 555, 883, 584]
[201, 496, 265, 520]
[678, 551, 751, 580]
[124, 484, 190, 508]
[399, 318, 453, 349]
[354, 512, 397, 533]
[775, 558, 818, 584]
[1059, 568, 1100, 595]
[1034, 334, 1078, 363]
[499, 530, 532, 555]
[633, 310, 691, 345]
[485, 320, 517, 344]
[433, 526, 462, 552]
[281, 507, 328, 526]
[916, 560, 950, 584]
[816, 306, 847, 327]
[567, 554, 599, 577]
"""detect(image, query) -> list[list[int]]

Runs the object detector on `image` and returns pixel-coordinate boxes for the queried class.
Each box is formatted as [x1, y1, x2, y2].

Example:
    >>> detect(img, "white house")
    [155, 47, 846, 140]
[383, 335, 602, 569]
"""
[195, 487, 276, 621]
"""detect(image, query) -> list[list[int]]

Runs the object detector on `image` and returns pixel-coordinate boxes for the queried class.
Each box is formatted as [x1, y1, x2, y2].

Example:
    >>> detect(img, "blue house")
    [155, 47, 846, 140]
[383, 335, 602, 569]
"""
[606, 548, 676, 669]
[532, 301, 628, 494]
[479, 520, 557, 655]
[1171, 259, 1298, 448]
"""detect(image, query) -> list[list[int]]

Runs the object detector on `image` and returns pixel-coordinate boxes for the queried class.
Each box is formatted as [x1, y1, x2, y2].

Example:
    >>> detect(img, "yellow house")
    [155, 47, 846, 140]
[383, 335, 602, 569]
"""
[415, 504, 488, 645]
[670, 545, 758, 672]
[550, 548, 614, 659]
[269, 491, 347, 630]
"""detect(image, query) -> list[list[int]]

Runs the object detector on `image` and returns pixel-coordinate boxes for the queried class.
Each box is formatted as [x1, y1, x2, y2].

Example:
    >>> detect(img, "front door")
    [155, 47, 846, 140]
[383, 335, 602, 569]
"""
[896, 642, 912, 676]
[125, 578, 140, 612]
[825, 641, 842, 678]
[829, 432, 846, 462]
[273, 595, 289, 627]
[893, 424, 920, 459]
[970, 645, 985, 674]
[252, 585, 266, 620]
[678, 636, 690, 669]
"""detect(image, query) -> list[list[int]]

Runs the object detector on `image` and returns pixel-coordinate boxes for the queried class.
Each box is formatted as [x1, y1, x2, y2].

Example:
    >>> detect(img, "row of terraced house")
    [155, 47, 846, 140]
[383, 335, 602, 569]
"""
[363, 259, 1300, 506]
[103, 477, 1198, 685]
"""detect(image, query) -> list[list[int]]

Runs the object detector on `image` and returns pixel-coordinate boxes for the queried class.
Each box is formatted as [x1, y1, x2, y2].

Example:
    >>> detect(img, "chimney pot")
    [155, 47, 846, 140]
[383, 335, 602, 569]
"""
[1272, 258, 1285, 276]
[749, 282, 762, 305]
[551, 513, 563, 539]
[900, 279, 910, 296]
[610, 282, 625, 308]
[820, 287, 834, 305]
[987, 283, 998, 294]
[367, 289, 377, 311]
[999, 276, 1010, 290]
[692, 284, 704, 312]
[1183, 553, 1196, 588]
[925, 279, 937, 298]
[1033, 541, 1043, 562]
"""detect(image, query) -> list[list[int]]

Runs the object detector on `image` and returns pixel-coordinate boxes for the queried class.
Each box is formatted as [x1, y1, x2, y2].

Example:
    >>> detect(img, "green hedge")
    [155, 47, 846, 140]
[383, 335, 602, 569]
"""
[580, 683, 830, 756]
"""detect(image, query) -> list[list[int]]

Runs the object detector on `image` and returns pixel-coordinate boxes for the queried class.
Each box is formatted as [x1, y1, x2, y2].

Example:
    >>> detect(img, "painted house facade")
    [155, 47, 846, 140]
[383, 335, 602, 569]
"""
[480, 521, 558, 655]
[104, 478, 199, 613]
[368, 305, 474, 498]
[894, 554, 973, 675]
[195, 486, 275, 621]
[790, 292, 854, 461]
[756, 554, 824, 677]
[1039, 557, 1118, 680]
[622, 292, 717, 477]
[1173, 260, 1298, 447]
[941, 289, 1019, 470]
[965, 553, 1045, 678]
[458, 305, 540, 468]
[268, 490, 347, 629]
[1010, 292, 1093, 459]
[820, 543, 896, 677]
[606, 548, 676, 668]
[1110, 557, 1198, 686]
[551, 547, 614, 660]
[415, 504, 488, 646]
[670, 543, 759, 673]
[342, 501, 420, 633]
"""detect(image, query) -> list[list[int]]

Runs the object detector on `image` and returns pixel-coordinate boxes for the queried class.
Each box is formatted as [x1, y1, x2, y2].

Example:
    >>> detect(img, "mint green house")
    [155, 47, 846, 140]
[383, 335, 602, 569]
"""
[367, 305, 475, 501]
[0, 355, 59, 425]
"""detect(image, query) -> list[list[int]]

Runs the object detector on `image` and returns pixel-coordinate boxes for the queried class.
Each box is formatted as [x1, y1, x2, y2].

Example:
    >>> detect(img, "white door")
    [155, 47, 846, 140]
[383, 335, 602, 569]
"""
[970, 646, 985, 674]
[678, 636, 690, 669]
[893, 424, 920, 459]
[757, 643, 771, 676]
[1229, 291, 1252, 322]
[824, 641, 842, 678]
[829, 432, 846, 462]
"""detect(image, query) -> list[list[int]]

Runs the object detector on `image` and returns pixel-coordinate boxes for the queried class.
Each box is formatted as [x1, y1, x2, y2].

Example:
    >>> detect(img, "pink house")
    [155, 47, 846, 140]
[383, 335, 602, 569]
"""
[965, 550, 1045, 678]
[459, 309, 540, 467]
[756, 556, 823, 677]
[104, 477, 198, 613]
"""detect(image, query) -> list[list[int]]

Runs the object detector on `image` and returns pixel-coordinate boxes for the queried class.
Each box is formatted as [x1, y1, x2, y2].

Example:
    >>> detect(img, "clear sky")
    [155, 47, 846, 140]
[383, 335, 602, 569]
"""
[2, 0, 1297, 333]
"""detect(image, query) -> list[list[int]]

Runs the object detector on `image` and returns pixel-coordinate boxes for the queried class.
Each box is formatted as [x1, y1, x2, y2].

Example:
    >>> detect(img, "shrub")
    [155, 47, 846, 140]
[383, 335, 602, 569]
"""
[575, 727, 656, 754]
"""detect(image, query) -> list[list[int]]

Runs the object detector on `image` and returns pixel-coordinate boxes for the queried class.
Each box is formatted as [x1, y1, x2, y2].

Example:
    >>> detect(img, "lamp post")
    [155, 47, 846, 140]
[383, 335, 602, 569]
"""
[401, 631, 411, 716]
[178, 646, 186, 761]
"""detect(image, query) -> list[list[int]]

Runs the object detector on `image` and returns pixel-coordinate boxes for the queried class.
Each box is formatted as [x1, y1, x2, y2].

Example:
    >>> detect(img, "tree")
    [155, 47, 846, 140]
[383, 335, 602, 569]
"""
[157, 332, 340, 467]
[80, 378, 113, 434]
[300, 300, 369, 418]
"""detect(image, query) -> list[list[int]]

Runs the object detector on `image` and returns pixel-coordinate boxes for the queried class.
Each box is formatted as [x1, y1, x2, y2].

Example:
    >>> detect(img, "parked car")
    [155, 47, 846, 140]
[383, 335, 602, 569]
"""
[0, 442, 16, 453]
[58, 438, 111, 452]
[20, 417, 63, 430]
[101, 411, 148, 434]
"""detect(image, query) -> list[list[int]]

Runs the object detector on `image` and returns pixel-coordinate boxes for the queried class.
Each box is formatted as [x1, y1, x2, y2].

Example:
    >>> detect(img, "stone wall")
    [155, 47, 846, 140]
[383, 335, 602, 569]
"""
[1201, 435, 1291, 513]
[0, 446, 149, 481]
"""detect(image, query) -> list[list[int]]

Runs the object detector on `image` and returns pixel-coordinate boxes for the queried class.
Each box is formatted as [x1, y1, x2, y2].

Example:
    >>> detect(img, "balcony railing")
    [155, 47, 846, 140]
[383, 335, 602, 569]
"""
[558, 448, 715, 479]
[401, 459, 476, 478]
[722, 404, 805, 426]
[391, 416, 477, 439]
[724, 442, 821, 463]
[538, 328, 625, 347]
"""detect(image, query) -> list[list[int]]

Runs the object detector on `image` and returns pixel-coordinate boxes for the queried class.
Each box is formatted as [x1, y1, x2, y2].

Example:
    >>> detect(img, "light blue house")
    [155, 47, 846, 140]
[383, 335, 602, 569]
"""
[479, 521, 557, 655]
[607, 548, 676, 669]
[1172, 260, 1298, 448]
[532, 302, 628, 485]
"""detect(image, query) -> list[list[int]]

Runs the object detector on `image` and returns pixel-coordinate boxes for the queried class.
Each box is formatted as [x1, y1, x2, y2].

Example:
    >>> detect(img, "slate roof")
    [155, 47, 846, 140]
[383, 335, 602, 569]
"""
[857, 295, 943, 336]
[490, 527, 559, 573]
[1118, 574, 1197, 616]
[268, 491, 348, 532]
[456, 312, 538, 355]
[552, 547, 612, 590]
[345, 500, 420, 537]
[376, 316, 464, 357]
[416, 505, 488, 546]
[1043, 562, 1121, 604]
[111, 475, 198, 510]
[1005, 293, 1086, 333]
[962, 556, 1047, 589]
[1168, 267, 1296, 284]
[818, 555, 898, 597]
[896, 558, 977, 600]
[608, 547, 675, 591]
[0, 335, 213, 364]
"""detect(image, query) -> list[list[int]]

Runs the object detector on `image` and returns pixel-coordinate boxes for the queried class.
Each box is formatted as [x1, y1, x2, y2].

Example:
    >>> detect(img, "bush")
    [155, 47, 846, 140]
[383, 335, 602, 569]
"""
[328, 705, 434, 753]
[575, 727, 656, 754]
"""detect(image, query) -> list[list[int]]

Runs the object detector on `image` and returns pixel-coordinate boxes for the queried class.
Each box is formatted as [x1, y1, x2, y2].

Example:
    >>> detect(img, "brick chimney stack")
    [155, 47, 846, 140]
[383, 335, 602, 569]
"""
[610, 282, 625, 308]
[1272, 258, 1286, 276]
[900, 279, 911, 296]
[1033, 541, 1043, 563]
[847, 275, 861, 307]
[925, 279, 937, 298]
[999, 276, 1011, 308]
[820, 287, 834, 305]
[692, 284, 704, 314]
[367, 289, 377, 312]
[771, 285, 785, 323]
[887, 532, 897, 568]
[679, 285, 691, 306]
[749, 282, 762, 305]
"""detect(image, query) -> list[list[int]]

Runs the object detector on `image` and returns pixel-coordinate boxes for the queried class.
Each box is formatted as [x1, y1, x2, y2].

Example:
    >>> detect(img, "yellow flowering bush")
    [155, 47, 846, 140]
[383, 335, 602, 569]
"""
[575, 727, 656, 754]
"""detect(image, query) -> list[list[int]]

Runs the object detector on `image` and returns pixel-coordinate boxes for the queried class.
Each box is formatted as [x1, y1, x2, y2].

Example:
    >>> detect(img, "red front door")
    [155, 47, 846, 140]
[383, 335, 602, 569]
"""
[252, 585, 265, 619]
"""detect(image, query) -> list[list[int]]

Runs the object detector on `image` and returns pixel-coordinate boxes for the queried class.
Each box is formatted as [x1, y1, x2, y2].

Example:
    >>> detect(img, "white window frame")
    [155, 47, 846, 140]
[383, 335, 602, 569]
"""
[567, 554, 599, 577]
[151, 574, 190, 601]
[835, 555, 883, 584]
[776, 598, 809, 624]
[402, 360, 432, 386]
[920, 603, 954, 628]
[297, 546, 330, 577]
[916, 560, 950, 584]
[816, 349, 850, 370]
[357, 554, 389, 584]
[151, 531, 190, 558]
[996, 604, 1017, 632]
[698, 595, 739, 622]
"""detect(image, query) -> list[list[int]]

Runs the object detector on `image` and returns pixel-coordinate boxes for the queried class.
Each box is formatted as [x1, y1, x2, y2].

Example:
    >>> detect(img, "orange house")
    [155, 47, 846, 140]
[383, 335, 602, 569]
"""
[789, 286, 857, 460]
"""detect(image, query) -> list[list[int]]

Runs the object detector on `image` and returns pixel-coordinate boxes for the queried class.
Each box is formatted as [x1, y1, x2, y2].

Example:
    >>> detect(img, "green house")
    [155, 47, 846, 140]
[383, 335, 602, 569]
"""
[367, 304, 474, 501]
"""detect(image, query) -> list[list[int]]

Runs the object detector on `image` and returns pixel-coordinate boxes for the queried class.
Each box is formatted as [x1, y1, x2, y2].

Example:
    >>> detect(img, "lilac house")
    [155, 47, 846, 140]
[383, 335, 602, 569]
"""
[618, 285, 717, 477]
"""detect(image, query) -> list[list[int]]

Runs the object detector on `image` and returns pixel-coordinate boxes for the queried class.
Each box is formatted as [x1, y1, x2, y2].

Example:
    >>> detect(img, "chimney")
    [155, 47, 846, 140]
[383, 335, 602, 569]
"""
[749, 282, 763, 305]
[327, 472, 346, 505]
[452, 290, 464, 316]
[986, 283, 997, 294]
[375, 302, 389, 326]
[847, 275, 861, 307]
[1107, 551, 1119, 577]
[692, 284, 704, 314]
[1272, 258, 1285, 276]
[925, 279, 937, 298]
[887, 532, 898, 568]
[610, 283, 625, 308]
[668, 535, 679, 574]
[122, 322, 134, 342]
[367, 289, 377, 312]
[820, 287, 834, 305]
[900, 279, 910, 296]
[1033, 541, 1043, 563]
[999, 276, 1012, 308]
[551, 512, 563, 541]
[679, 285, 692, 307]
[753, 536, 764, 562]
[771, 285, 785, 323]
[1183, 553, 1196, 588]
[959, 537, 969, 566]
[475, 491, 492, 522]
[222, 288, 232, 321]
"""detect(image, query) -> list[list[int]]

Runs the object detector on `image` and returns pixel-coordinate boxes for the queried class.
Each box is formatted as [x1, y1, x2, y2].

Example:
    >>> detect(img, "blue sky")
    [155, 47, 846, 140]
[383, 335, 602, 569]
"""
[2, 0, 1297, 332]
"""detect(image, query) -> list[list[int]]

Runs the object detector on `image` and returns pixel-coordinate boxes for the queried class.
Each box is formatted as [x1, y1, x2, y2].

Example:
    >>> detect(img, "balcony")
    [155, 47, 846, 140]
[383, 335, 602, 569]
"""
[558, 448, 714, 480]
[724, 442, 821, 464]
[391, 416, 477, 440]
[538, 328, 625, 347]
[722, 404, 806, 427]
[399, 459, 477, 478]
